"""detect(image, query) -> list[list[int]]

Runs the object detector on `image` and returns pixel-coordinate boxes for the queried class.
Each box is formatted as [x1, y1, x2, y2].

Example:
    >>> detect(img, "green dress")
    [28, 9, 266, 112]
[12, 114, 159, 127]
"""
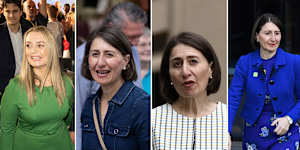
[0, 75, 74, 150]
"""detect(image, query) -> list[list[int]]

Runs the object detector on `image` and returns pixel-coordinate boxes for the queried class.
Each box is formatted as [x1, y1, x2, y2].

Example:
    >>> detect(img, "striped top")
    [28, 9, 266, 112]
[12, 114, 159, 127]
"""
[152, 102, 228, 150]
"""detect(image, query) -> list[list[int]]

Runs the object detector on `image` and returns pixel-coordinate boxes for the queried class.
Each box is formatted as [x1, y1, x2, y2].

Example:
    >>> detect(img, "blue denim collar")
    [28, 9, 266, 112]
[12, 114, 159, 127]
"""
[251, 48, 286, 70]
[96, 81, 135, 105]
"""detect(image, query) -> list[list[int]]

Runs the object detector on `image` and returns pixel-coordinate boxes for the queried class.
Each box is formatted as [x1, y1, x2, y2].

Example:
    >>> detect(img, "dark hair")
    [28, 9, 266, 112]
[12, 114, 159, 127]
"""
[160, 32, 221, 103]
[48, 5, 58, 19]
[64, 3, 70, 7]
[251, 13, 283, 50]
[103, 2, 147, 27]
[3, 0, 22, 10]
[81, 26, 137, 81]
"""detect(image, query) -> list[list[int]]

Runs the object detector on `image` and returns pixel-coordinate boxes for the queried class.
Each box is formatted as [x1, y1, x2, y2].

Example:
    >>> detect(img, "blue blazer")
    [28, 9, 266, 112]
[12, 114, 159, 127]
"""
[229, 48, 300, 133]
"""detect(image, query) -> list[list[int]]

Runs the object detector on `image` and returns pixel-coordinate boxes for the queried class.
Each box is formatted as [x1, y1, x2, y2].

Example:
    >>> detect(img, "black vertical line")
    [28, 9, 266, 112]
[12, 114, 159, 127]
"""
[192, 118, 196, 150]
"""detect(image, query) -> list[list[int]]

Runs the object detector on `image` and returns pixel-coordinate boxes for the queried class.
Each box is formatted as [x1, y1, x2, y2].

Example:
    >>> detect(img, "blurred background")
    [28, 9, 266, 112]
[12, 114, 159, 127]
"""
[152, 0, 227, 108]
[229, 0, 300, 149]
[32, 0, 74, 10]
[76, 0, 150, 46]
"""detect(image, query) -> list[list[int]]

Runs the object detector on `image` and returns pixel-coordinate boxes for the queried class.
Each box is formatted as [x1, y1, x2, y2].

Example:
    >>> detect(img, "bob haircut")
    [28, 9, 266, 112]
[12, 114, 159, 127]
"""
[81, 26, 137, 81]
[251, 13, 283, 50]
[20, 26, 66, 106]
[160, 32, 221, 104]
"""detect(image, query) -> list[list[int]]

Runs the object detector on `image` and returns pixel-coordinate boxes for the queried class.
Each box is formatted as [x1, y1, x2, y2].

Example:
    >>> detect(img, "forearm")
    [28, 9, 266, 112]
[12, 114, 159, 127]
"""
[39, 0, 47, 18]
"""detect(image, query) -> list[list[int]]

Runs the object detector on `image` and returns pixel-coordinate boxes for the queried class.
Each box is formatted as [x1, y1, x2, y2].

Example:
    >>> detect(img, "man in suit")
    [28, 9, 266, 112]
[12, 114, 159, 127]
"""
[0, 0, 32, 98]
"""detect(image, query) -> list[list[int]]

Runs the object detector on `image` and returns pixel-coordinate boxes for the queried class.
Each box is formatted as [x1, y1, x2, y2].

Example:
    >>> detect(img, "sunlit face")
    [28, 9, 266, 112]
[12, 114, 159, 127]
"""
[169, 44, 212, 98]
[25, 31, 48, 71]
[24, 1, 36, 19]
[136, 34, 151, 63]
[121, 20, 144, 46]
[3, 3, 22, 26]
[88, 37, 130, 87]
[256, 22, 281, 53]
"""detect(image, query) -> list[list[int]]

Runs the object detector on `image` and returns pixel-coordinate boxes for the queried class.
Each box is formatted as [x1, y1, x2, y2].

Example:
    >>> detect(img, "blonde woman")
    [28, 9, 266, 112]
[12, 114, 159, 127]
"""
[0, 26, 74, 150]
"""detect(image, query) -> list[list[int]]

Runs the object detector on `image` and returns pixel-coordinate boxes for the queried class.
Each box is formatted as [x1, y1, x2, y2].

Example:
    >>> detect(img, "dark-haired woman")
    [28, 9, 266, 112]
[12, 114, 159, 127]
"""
[229, 13, 300, 150]
[80, 26, 150, 150]
[152, 32, 227, 149]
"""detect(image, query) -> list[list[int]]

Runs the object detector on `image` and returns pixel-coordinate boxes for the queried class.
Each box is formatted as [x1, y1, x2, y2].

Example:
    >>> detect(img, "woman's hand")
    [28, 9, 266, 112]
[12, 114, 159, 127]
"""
[69, 131, 75, 144]
[271, 117, 291, 135]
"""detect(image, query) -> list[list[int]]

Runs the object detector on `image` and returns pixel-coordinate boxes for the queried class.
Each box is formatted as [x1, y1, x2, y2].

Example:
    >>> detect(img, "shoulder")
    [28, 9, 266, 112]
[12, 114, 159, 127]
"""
[82, 92, 97, 114]
[6, 77, 21, 89]
[132, 84, 149, 99]
[130, 83, 150, 108]
[277, 49, 300, 66]
[152, 104, 175, 127]
[0, 23, 8, 33]
[2, 77, 22, 96]
[238, 50, 258, 63]
[0, 22, 6, 29]
[124, 82, 149, 101]
[63, 73, 74, 87]
[215, 102, 227, 114]
[216, 101, 227, 109]
[63, 73, 74, 102]
[152, 103, 172, 116]
[281, 49, 300, 60]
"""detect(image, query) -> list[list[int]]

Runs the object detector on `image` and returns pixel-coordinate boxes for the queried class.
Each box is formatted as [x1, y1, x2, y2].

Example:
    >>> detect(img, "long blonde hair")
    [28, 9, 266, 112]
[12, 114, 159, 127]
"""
[20, 26, 66, 106]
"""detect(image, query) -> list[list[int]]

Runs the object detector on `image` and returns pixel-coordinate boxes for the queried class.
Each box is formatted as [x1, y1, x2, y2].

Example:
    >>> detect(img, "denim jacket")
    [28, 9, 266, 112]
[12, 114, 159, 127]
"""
[76, 44, 142, 150]
[81, 81, 150, 150]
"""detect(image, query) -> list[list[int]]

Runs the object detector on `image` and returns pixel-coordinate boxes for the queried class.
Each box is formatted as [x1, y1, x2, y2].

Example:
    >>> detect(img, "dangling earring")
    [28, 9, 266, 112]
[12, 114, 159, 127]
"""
[123, 66, 127, 70]
[170, 81, 173, 85]
[209, 74, 213, 79]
